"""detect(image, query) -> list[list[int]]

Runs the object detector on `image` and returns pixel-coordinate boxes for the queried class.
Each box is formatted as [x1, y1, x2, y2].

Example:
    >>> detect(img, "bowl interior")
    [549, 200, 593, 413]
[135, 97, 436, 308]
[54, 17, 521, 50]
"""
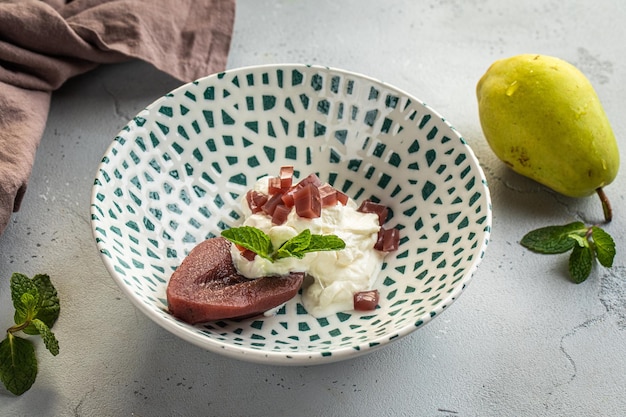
[91, 64, 491, 364]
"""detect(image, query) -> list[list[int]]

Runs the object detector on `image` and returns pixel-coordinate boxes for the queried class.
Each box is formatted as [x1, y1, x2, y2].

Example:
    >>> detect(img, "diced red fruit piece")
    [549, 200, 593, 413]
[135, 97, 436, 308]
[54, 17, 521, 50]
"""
[385, 228, 400, 251]
[298, 173, 322, 188]
[235, 244, 257, 261]
[281, 192, 294, 208]
[281, 185, 299, 208]
[335, 190, 349, 206]
[241, 249, 256, 261]
[353, 289, 379, 311]
[262, 192, 285, 216]
[241, 248, 257, 261]
[294, 183, 321, 219]
[279, 166, 294, 188]
[314, 183, 349, 208]
[268, 177, 283, 195]
[246, 190, 268, 214]
[318, 183, 338, 207]
[271, 203, 291, 225]
[250, 167, 359, 221]
[357, 200, 389, 225]
[268, 166, 295, 195]
[374, 227, 400, 252]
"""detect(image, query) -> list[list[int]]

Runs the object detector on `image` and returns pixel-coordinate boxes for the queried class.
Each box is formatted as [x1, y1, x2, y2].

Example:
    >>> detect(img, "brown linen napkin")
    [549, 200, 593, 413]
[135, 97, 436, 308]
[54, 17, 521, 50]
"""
[0, 0, 236, 237]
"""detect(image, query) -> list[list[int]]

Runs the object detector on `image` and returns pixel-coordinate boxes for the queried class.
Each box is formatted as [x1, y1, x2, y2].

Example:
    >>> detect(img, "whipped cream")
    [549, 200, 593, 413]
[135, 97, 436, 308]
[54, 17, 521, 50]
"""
[231, 177, 385, 318]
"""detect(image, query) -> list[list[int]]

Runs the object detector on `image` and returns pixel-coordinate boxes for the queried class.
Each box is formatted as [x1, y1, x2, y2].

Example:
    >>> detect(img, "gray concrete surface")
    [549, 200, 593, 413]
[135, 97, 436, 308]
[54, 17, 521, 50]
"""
[1, 1, 625, 416]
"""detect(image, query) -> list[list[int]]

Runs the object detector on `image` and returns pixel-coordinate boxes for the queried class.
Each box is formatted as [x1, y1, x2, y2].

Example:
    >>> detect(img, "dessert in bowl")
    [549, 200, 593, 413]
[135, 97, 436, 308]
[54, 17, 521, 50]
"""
[90, 64, 491, 364]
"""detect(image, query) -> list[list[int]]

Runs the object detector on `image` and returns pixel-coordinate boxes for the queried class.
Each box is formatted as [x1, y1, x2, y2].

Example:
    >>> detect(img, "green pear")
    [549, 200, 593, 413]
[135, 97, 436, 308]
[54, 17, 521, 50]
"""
[476, 54, 619, 221]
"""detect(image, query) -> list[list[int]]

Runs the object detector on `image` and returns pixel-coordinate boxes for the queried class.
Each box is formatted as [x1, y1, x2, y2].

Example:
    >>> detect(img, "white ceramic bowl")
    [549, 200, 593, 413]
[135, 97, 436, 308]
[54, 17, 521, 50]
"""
[90, 64, 491, 364]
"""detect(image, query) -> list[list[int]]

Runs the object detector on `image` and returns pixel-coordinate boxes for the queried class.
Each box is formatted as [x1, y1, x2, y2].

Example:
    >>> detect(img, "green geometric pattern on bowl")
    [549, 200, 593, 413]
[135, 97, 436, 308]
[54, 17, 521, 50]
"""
[91, 64, 491, 364]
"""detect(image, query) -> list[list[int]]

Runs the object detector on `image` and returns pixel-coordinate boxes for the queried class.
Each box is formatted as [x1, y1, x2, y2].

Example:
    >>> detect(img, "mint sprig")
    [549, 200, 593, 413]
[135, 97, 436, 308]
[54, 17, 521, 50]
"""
[1, 273, 60, 395]
[520, 222, 616, 283]
[221, 226, 346, 262]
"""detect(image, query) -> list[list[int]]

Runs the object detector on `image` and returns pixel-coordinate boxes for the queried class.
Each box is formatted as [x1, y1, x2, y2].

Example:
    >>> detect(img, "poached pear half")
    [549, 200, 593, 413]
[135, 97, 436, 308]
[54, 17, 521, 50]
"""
[476, 54, 619, 221]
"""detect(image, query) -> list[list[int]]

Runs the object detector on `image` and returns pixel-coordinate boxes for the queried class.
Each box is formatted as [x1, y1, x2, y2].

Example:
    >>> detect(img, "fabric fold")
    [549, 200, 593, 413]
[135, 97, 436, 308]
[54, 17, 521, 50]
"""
[0, 0, 236, 236]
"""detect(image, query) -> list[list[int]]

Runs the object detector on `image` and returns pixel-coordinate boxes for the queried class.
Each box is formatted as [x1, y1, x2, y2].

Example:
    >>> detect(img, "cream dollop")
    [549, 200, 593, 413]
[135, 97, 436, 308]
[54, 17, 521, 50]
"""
[231, 177, 385, 318]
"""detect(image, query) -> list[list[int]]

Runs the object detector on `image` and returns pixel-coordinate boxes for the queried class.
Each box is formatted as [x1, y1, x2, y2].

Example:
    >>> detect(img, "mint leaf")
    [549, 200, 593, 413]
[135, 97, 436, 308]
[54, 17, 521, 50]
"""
[2, 272, 60, 395]
[303, 233, 346, 253]
[30, 319, 59, 356]
[520, 222, 586, 254]
[23, 274, 60, 336]
[591, 226, 616, 268]
[275, 230, 346, 260]
[275, 229, 312, 259]
[568, 233, 588, 248]
[0, 334, 38, 396]
[11, 274, 40, 325]
[20, 293, 39, 320]
[221, 226, 273, 261]
[222, 226, 346, 263]
[569, 244, 594, 284]
[32, 274, 61, 328]
[521, 223, 616, 285]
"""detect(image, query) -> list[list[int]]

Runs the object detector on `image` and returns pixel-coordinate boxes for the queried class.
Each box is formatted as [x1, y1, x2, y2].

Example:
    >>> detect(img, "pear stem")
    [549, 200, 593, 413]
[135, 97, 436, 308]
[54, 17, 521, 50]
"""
[596, 187, 612, 223]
